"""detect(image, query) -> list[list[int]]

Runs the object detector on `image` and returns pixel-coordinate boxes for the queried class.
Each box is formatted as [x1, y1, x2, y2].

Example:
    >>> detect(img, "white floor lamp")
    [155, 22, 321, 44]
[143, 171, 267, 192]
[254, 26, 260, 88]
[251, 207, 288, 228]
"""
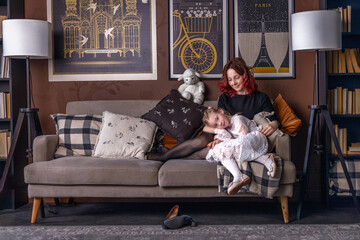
[0, 19, 51, 195]
[291, 10, 360, 219]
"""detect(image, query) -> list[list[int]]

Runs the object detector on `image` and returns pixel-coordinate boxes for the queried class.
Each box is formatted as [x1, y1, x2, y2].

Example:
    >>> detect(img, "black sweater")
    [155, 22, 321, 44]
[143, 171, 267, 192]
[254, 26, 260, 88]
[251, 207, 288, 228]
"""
[217, 92, 278, 124]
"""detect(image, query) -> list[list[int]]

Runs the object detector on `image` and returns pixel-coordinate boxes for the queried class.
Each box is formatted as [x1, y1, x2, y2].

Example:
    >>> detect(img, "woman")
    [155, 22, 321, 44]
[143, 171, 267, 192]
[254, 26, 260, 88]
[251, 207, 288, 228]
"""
[147, 57, 279, 161]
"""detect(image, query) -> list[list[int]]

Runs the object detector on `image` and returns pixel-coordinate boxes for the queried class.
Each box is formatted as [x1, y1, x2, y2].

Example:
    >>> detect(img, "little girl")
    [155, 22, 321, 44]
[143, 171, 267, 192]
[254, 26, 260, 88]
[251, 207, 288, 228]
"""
[203, 107, 276, 195]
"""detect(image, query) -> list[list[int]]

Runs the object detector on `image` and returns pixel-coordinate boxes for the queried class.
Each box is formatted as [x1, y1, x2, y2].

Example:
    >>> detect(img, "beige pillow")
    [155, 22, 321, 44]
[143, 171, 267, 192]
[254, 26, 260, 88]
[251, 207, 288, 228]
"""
[93, 111, 157, 160]
[253, 111, 283, 152]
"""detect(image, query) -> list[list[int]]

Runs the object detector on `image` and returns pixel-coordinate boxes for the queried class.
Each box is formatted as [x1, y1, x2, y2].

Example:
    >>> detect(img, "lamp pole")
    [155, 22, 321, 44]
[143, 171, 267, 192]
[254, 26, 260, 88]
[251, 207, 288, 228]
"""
[292, 10, 360, 220]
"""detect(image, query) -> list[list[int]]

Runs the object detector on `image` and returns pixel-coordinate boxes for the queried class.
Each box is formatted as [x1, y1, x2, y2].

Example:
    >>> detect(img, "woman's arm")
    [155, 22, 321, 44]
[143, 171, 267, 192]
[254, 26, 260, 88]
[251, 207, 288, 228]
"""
[260, 121, 278, 136]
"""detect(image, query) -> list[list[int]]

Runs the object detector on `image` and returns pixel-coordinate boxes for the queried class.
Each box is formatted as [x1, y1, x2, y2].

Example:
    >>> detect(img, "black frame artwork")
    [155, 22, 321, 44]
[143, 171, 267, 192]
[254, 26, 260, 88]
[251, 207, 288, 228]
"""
[233, 0, 295, 79]
[169, 0, 229, 79]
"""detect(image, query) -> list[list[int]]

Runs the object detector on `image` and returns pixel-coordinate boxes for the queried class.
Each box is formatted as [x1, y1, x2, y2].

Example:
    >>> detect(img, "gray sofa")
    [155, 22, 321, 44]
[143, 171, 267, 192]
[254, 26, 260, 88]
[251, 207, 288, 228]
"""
[24, 100, 296, 224]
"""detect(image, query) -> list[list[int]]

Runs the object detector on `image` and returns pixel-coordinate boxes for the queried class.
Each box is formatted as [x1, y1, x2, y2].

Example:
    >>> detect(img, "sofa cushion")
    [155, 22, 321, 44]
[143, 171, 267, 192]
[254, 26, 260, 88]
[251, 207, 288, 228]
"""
[93, 111, 157, 160]
[51, 114, 102, 158]
[141, 89, 206, 143]
[24, 157, 162, 186]
[158, 160, 218, 187]
[158, 159, 296, 187]
[273, 93, 302, 137]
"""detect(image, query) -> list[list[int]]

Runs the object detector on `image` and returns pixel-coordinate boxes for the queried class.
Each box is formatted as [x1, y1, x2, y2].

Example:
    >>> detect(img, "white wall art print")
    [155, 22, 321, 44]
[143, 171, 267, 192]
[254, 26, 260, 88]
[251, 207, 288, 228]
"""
[234, 0, 294, 79]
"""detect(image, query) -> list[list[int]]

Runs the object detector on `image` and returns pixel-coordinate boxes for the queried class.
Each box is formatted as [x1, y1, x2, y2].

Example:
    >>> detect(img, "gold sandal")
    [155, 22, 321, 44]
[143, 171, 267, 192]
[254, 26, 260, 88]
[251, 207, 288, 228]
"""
[227, 176, 250, 195]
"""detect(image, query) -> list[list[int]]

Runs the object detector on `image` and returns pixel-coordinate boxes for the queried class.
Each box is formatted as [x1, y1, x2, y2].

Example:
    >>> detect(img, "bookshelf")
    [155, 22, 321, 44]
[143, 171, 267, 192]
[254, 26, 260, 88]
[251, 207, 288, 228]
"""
[0, 0, 27, 210]
[325, 0, 360, 203]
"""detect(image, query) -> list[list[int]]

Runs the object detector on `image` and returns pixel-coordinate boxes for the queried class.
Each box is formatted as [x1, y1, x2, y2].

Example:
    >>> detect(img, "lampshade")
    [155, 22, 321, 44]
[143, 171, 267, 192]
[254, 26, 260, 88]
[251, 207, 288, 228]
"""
[2, 19, 51, 59]
[291, 10, 342, 51]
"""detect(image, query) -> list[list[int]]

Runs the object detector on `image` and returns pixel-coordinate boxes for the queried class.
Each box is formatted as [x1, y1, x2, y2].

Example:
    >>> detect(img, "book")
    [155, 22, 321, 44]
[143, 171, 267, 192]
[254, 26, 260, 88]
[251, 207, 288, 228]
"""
[341, 51, 346, 73]
[347, 151, 360, 155]
[337, 86, 342, 114]
[355, 89, 360, 114]
[334, 88, 338, 114]
[347, 5, 352, 32]
[349, 49, 360, 73]
[328, 51, 333, 73]
[6, 93, 10, 118]
[342, 88, 348, 114]
[343, 128, 347, 155]
[345, 49, 354, 73]
[351, 143, 360, 147]
[0, 15, 8, 38]
[348, 90, 353, 115]
[343, 7, 348, 32]
[333, 50, 339, 73]
[0, 92, 4, 118]
[0, 130, 9, 158]
[331, 124, 339, 154]
[349, 146, 360, 151]
[339, 128, 344, 153]
[353, 90, 356, 115]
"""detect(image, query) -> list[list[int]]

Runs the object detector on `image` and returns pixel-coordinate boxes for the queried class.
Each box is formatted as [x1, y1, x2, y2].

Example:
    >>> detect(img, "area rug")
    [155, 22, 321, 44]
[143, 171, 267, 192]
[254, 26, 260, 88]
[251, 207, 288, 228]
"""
[0, 224, 359, 240]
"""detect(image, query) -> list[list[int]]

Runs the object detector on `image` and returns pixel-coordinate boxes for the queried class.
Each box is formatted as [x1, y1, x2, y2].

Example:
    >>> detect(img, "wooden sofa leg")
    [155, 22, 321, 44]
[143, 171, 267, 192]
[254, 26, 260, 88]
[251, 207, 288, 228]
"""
[279, 196, 289, 224]
[31, 198, 42, 224]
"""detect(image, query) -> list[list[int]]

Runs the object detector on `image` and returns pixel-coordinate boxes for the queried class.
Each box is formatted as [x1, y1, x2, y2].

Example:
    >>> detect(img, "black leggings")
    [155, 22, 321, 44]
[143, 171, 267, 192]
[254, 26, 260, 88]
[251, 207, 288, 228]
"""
[147, 132, 213, 161]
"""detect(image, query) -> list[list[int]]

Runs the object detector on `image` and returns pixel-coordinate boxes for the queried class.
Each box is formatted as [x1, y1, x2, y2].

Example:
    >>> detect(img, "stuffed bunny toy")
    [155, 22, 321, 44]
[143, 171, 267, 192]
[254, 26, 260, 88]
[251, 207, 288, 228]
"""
[177, 68, 205, 104]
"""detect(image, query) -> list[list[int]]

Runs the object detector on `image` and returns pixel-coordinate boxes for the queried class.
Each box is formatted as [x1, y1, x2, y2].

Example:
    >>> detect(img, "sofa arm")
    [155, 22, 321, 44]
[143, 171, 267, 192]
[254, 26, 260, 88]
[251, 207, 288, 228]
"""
[33, 135, 58, 162]
[275, 133, 291, 162]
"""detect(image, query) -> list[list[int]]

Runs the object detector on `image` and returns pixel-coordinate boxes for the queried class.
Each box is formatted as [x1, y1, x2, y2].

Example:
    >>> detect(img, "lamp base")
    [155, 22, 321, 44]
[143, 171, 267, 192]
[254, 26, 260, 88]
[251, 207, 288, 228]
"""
[0, 108, 42, 195]
[296, 105, 360, 219]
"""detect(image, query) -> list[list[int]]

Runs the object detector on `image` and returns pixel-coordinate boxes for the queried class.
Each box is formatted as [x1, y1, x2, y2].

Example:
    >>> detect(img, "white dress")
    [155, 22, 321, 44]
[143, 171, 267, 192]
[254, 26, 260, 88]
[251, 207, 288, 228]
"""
[206, 114, 268, 163]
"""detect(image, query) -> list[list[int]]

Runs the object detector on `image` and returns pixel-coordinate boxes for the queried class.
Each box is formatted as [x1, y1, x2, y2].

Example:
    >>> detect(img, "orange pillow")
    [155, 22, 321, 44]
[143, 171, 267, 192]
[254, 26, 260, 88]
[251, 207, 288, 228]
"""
[163, 130, 204, 149]
[163, 134, 179, 149]
[273, 93, 302, 137]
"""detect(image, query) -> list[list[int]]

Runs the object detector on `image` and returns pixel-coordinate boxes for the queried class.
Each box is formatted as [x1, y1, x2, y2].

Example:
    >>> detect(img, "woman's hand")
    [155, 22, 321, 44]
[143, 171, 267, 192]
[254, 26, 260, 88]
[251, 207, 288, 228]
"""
[260, 121, 278, 136]
[207, 139, 222, 149]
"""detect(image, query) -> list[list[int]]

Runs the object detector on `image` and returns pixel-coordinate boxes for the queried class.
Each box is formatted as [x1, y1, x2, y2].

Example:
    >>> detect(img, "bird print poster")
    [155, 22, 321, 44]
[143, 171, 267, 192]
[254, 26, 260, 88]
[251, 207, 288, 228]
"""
[234, 0, 294, 79]
[47, 0, 157, 81]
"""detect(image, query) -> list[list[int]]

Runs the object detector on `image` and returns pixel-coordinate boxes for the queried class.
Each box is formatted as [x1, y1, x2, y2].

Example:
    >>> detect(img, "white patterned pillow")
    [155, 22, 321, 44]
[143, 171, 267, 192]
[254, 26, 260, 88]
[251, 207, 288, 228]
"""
[93, 111, 157, 160]
[51, 114, 102, 158]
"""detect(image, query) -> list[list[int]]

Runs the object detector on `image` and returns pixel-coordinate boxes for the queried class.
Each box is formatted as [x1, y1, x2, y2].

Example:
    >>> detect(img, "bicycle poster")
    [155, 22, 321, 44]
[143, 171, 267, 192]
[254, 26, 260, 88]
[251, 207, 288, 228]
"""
[169, 0, 229, 79]
[234, 0, 295, 79]
[47, 0, 157, 81]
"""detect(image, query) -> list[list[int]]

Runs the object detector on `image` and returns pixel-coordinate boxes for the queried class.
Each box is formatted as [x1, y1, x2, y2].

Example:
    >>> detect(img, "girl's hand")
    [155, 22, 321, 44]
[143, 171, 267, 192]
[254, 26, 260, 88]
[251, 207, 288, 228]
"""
[260, 121, 278, 136]
[207, 139, 222, 149]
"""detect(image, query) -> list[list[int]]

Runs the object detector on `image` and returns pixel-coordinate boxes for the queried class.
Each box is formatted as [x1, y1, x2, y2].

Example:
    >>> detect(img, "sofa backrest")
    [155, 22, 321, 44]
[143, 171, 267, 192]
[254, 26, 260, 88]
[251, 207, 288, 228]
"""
[66, 100, 218, 117]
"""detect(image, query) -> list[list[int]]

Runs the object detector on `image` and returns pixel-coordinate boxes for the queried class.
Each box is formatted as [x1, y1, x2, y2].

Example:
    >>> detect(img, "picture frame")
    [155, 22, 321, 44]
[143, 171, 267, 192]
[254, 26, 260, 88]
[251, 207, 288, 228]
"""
[47, 0, 157, 82]
[169, 0, 229, 79]
[233, 0, 295, 79]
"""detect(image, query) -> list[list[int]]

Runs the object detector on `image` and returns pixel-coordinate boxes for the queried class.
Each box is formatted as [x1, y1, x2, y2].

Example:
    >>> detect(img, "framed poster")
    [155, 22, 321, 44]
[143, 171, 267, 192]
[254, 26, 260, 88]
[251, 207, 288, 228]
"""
[169, 0, 229, 79]
[47, 0, 157, 81]
[234, 0, 294, 79]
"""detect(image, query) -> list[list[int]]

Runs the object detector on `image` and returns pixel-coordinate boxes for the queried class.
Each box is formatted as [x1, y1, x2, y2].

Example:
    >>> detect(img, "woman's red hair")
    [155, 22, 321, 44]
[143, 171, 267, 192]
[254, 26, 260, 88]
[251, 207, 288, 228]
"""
[218, 58, 258, 97]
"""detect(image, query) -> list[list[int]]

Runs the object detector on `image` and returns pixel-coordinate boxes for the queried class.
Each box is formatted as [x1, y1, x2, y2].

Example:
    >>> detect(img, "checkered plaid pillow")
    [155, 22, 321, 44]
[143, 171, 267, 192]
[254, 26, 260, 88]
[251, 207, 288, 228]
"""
[51, 114, 102, 158]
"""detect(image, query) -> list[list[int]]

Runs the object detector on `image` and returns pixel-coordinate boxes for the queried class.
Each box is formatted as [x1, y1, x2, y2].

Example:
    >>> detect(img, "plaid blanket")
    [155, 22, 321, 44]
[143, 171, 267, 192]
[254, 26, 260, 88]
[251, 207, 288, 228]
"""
[217, 155, 283, 199]
[329, 158, 360, 196]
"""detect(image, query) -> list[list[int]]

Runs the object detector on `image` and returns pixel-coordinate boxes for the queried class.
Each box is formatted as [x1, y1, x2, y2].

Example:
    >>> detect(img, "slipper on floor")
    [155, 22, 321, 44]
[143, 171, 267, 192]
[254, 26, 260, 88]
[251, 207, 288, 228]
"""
[162, 215, 197, 229]
[165, 205, 180, 220]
